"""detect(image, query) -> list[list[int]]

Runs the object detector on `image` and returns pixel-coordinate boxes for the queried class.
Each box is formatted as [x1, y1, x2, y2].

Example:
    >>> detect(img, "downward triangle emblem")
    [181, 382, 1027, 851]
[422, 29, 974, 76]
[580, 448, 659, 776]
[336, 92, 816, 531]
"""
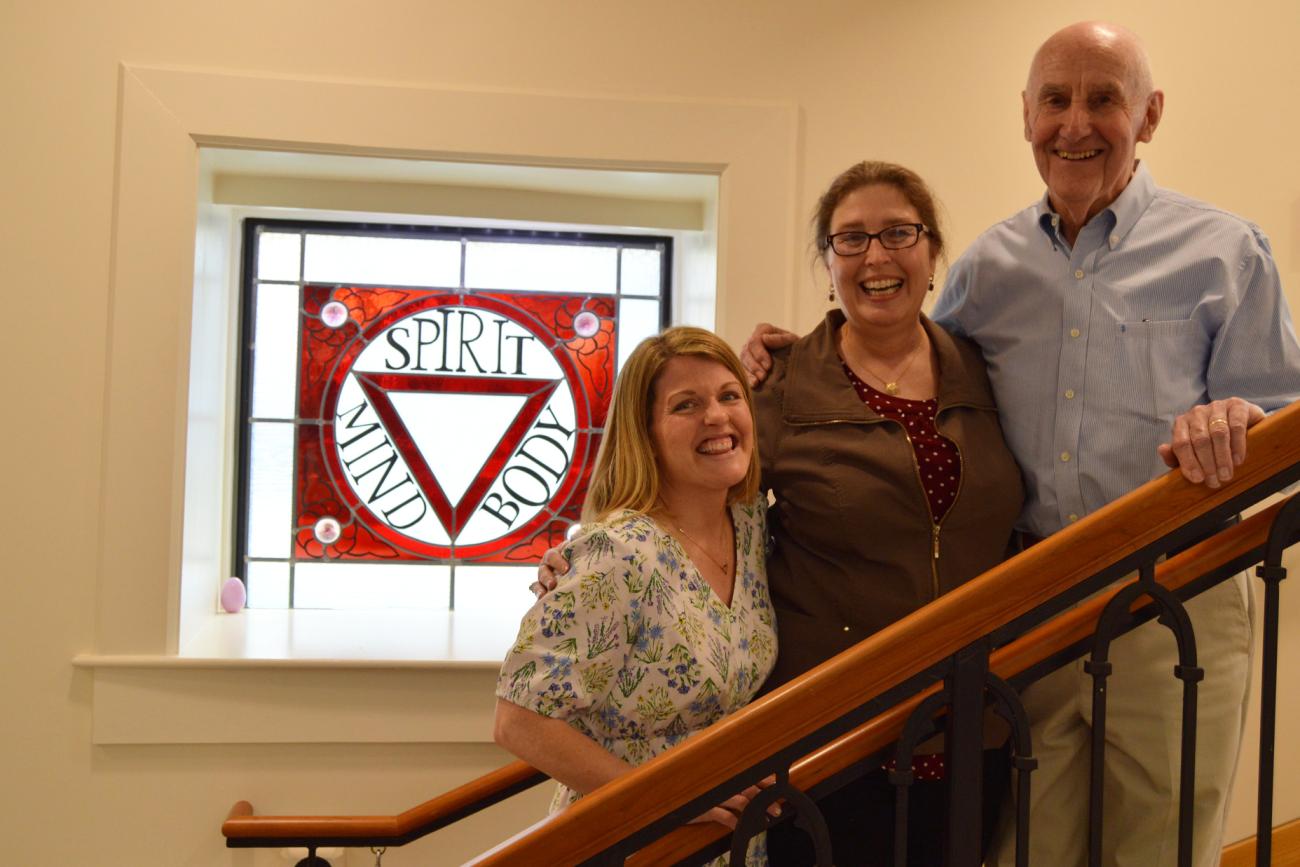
[356, 373, 561, 541]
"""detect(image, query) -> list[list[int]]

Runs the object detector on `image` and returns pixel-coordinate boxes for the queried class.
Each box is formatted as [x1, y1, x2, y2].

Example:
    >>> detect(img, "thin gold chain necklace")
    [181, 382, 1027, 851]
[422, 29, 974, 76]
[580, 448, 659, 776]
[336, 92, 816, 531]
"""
[660, 507, 733, 575]
[847, 332, 926, 396]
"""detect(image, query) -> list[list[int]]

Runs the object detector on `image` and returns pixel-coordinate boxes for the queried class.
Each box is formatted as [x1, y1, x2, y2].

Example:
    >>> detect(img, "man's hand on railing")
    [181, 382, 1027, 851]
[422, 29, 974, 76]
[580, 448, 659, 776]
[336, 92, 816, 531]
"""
[1158, 397, 1266, 489]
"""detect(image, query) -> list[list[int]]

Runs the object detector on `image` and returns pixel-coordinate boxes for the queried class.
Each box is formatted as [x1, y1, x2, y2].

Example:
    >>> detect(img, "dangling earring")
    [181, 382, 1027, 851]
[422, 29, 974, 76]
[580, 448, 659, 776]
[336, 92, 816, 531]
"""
[828, 285, 836, 302]
[927, 274, 935, 292]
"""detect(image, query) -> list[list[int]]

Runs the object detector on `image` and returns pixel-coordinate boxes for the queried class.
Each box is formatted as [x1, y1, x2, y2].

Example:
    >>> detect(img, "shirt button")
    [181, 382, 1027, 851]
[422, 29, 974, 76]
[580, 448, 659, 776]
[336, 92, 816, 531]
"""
[1070, 328, 1081, 338]
[1065, 389, 1075, 399]
[1060, 451, 1071, 462]
[1074, 269, 1085, 279]
[1110, 234, 1119, 246]
[1068, 513, 1079, 522]
[842, 626, 851, 633]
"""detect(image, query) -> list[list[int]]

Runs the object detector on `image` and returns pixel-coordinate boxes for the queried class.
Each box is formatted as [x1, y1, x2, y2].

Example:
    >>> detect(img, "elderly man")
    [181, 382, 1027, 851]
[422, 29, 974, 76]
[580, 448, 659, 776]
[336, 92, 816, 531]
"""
[743, 21, 1300, 867]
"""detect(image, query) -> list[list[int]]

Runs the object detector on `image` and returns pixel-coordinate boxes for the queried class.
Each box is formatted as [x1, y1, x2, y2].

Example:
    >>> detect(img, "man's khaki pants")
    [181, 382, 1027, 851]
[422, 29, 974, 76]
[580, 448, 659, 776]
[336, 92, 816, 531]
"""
[990, 574, 1254, 867]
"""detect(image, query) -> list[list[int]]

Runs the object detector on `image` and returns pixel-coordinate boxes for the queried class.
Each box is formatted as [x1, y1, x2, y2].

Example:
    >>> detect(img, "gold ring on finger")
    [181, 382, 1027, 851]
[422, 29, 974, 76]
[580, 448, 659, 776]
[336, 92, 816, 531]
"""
[1209, 418, 1229, 429]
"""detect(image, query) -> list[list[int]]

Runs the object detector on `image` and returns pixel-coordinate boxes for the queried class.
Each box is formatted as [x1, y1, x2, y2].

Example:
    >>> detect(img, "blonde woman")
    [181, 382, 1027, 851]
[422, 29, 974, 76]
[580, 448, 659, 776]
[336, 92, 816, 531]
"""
[494, 327, 777, 865]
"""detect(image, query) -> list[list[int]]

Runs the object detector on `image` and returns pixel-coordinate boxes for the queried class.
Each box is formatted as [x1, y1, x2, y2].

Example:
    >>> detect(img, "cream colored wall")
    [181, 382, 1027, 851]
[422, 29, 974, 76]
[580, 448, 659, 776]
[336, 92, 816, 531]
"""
[2, 1, 1298, 864]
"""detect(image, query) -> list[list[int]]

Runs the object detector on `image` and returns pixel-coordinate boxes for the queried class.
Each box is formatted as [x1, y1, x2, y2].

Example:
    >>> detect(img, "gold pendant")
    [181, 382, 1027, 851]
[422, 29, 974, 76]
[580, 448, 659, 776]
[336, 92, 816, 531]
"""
[884, 382, 899, 396]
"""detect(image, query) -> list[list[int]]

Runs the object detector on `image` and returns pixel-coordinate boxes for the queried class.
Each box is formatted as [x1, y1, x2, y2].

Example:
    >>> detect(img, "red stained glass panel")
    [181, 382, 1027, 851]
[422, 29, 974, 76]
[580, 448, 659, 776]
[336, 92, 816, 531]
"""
[294, 286, 616, 565]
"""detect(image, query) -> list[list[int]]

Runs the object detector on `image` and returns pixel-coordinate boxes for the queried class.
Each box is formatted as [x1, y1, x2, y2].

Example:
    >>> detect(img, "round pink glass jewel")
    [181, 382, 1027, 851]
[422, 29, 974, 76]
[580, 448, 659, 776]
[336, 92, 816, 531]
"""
[320, 301, 350, 329]
[573, 311, 600, 339]
[314, 516, 342, 544]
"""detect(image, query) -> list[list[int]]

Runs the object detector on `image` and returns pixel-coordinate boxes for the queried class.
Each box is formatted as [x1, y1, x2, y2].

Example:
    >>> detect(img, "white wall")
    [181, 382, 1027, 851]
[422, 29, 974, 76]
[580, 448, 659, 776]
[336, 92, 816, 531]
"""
[3, 1, 1298, 864]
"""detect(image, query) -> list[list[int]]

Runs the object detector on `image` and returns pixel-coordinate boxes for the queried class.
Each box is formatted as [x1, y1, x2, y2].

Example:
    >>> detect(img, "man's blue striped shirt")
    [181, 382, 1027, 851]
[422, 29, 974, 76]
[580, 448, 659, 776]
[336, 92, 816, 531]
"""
[933, 163, 1300, 537]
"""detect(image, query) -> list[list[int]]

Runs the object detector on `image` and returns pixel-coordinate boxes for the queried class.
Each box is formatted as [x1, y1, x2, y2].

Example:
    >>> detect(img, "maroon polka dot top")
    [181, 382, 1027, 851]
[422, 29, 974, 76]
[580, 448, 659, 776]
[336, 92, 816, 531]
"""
[842, 362, 963, 522]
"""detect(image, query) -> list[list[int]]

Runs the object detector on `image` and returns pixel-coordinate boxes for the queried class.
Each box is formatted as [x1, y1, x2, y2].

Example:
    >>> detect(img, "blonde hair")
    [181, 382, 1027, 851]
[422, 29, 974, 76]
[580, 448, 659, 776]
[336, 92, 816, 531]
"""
[581, 326, 760, 524]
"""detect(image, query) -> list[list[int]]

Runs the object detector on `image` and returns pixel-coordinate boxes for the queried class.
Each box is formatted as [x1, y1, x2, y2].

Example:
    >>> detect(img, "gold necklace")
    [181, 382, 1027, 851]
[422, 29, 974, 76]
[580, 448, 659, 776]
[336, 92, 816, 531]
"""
[850, 334, 926, 396]
[661, 509, 733, 576]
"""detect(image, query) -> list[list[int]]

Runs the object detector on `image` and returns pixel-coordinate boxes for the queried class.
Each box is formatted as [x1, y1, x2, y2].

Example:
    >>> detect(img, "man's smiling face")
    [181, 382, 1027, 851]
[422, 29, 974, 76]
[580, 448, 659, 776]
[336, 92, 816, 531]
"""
[1022, 23, 1162, 236]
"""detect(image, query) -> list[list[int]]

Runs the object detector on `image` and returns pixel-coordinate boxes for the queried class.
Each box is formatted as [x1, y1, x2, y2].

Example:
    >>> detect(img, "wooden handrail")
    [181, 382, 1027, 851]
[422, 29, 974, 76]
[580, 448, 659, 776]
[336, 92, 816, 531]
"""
[222, 760, 544, 843]
[222, 401, 1300, 861]
[626, 495, 1293, 864]
[465, 401, 1300, 865]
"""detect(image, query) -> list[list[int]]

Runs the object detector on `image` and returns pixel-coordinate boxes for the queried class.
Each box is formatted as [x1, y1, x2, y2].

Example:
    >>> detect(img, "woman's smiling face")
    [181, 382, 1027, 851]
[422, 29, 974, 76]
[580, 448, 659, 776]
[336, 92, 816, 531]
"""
[825, 183, 936, 338]
[649, 355, 754, 502]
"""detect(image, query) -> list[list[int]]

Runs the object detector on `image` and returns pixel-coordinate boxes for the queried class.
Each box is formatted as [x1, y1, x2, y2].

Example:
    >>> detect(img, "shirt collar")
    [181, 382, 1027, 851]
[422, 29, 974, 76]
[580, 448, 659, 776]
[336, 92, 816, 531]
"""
[779, 310, 997, 422]
[1033, 161, 1156, 251]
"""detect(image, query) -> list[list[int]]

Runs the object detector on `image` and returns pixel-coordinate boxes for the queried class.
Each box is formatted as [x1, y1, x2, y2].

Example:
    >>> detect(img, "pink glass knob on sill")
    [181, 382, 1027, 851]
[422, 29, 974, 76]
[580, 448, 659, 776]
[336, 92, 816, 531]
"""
[220, 577, 246, 613]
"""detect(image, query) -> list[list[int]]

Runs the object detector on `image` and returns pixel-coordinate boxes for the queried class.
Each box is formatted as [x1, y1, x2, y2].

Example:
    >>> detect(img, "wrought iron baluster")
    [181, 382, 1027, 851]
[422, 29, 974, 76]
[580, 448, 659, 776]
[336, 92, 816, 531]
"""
[730, 765, 833, 866]
[1082, 640, 1111, 867]
[1085, 560, 1202, 867]
[944, 642, 990, 867]
[1255, 495, 1299, 866]
[986, 673, 1037, 867]
[892, 690, 949, 867]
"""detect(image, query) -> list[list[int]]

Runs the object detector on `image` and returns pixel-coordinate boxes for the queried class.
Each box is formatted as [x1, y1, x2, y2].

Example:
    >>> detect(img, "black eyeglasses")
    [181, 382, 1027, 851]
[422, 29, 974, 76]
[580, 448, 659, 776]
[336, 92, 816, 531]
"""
[825, 223, 928, 256]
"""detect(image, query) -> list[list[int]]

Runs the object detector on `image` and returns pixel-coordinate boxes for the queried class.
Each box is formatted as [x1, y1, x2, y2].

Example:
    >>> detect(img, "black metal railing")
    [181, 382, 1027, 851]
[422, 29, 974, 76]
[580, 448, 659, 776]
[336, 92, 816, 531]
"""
[223, 402, 1300, 867]
[1253, 495, 1300, 866]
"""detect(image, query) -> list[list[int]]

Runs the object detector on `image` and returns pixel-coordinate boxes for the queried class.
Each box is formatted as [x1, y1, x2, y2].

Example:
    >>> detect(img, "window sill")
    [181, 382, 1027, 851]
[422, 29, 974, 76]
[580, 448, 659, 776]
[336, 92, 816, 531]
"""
[190, 607, 516, 666]
[74, 609, 516, 744]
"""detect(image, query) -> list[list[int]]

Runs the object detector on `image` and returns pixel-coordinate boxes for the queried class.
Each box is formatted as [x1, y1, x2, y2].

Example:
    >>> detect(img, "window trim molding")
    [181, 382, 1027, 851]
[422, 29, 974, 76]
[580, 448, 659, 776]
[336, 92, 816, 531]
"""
[97, 63, 798, 666]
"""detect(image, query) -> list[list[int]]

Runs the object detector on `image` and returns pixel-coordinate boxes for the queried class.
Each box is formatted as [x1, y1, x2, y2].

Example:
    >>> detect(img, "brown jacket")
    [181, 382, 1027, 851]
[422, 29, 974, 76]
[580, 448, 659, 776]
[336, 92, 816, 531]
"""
[755, 311, 1024, 688]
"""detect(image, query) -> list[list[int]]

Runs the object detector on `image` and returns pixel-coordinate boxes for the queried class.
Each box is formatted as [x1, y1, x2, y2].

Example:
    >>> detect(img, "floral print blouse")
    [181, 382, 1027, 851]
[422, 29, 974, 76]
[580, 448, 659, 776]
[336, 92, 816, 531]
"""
[497, 496, 776, 864]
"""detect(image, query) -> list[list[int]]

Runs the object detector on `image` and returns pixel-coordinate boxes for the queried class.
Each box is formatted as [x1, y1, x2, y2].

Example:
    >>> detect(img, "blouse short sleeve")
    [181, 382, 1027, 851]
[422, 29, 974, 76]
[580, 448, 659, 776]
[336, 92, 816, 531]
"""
[496, 518, 647, 721]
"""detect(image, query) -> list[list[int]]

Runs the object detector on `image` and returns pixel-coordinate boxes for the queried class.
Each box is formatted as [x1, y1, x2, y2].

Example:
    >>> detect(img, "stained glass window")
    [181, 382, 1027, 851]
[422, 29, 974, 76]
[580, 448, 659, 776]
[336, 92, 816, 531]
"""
[236, 220, 671, 609]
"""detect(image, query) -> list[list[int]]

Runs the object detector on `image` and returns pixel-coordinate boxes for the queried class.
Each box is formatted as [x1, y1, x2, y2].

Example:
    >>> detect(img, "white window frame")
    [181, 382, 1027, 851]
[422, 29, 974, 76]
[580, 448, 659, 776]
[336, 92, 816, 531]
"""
[231, 213, 681, 620]
[75, 64, 796, 745]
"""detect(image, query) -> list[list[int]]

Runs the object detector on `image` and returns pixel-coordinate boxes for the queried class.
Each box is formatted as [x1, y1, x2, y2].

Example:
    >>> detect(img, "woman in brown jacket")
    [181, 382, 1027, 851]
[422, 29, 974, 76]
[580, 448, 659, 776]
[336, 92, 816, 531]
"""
[756, 162, 1023, 866]
[537, 162, 1023, 865]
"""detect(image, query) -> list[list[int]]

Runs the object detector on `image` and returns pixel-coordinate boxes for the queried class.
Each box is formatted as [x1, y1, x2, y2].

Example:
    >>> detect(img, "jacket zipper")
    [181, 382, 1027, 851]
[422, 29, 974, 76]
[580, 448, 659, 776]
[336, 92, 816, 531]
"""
[930, 410, 967, 599]
[899, 426, 942, 600]
[787, 405, 974, 601]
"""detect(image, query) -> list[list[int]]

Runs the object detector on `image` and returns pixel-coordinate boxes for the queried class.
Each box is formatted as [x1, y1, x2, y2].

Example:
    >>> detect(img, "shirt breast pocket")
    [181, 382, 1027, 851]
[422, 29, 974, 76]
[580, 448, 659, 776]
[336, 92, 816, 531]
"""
[1118, 318, 1210, 424]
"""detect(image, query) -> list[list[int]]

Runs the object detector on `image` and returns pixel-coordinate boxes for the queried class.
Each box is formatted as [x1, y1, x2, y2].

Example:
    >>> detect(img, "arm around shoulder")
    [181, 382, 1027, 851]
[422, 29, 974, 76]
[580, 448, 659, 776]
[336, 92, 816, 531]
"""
[497, 522, 639, 715]
[753, 345, 791, 484]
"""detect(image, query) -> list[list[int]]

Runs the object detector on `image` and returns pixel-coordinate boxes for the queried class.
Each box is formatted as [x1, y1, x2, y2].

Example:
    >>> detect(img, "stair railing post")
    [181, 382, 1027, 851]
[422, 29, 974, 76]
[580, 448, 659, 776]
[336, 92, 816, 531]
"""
[944, 639, 991, 867]
[1255, 495, 1300, 866]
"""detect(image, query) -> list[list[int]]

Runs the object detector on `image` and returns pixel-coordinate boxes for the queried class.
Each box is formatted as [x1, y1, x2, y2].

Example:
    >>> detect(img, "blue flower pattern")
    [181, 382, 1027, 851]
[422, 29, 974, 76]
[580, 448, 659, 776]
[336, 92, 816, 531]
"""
[497, 496, 776, 866]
